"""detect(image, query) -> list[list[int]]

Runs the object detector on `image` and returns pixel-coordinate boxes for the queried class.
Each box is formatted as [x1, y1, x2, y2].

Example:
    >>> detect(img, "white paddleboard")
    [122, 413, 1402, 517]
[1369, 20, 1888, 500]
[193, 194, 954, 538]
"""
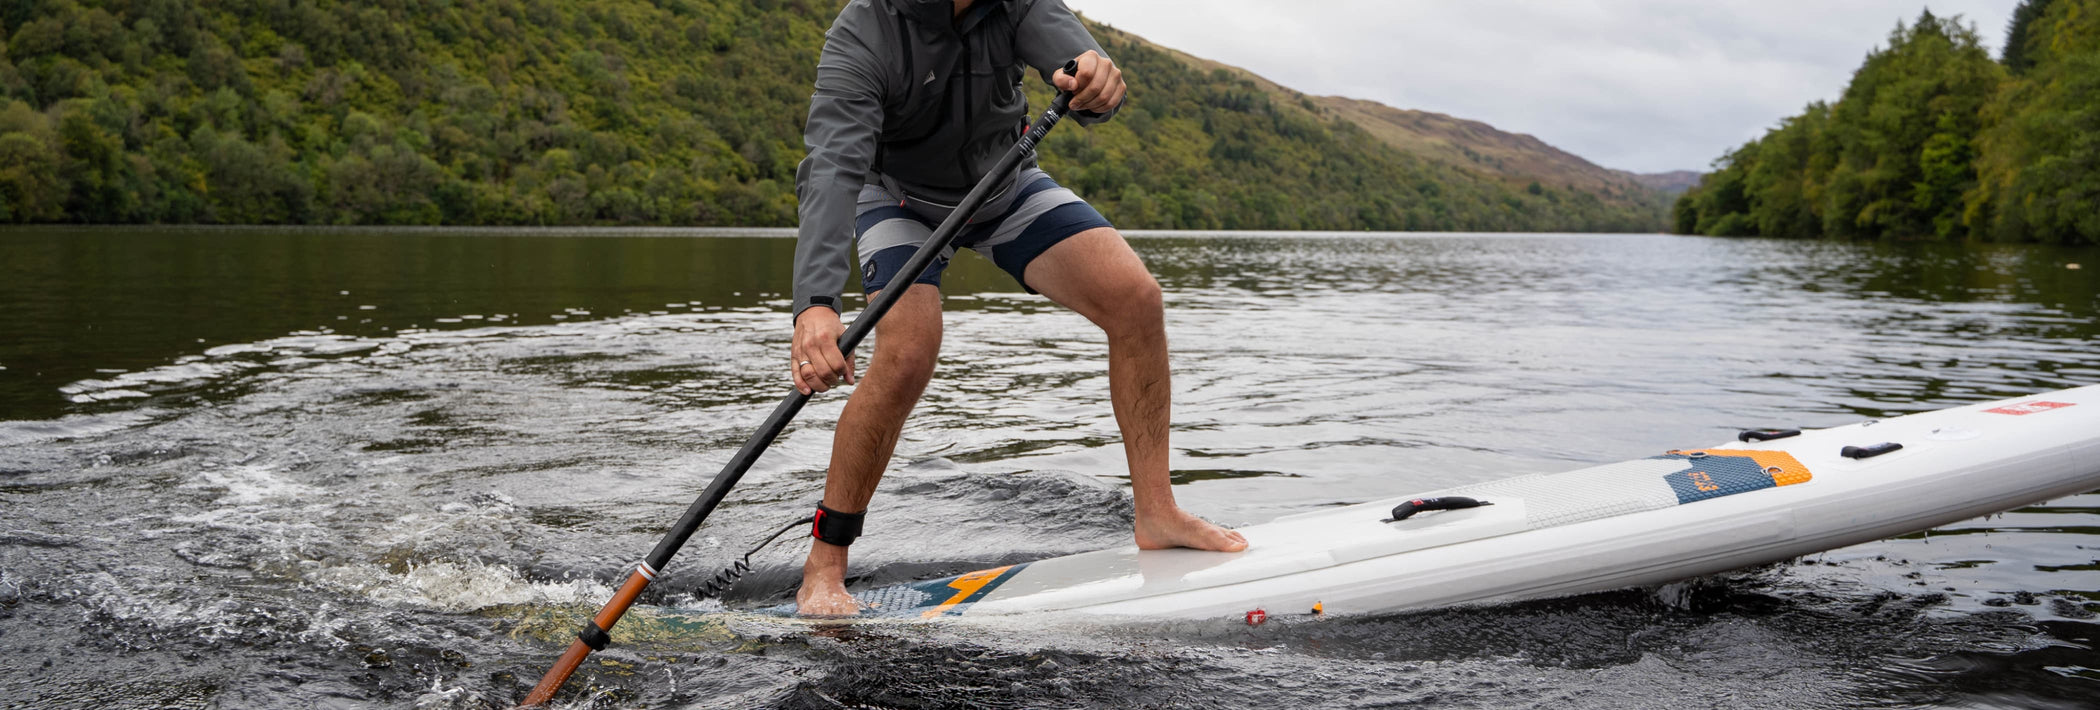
[745, 385, 2100, 621]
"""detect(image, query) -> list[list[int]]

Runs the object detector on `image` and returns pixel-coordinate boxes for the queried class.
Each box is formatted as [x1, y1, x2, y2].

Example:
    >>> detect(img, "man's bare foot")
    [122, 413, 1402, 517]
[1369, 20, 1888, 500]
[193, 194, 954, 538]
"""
[1135, 506, 1248, 552]
[795, 540, 862, 616]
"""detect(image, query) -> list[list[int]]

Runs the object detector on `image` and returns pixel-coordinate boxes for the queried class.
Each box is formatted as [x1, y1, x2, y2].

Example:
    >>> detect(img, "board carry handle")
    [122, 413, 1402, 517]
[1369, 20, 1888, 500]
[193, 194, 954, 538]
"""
[1386, 496, 1490, 522]
[1841, 442, 1903, 459]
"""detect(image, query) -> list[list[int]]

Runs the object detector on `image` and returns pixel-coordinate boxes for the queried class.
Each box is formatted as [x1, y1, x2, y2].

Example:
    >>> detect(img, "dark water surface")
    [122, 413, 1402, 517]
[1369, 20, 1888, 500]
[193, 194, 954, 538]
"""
[2, 227, 2098, 709]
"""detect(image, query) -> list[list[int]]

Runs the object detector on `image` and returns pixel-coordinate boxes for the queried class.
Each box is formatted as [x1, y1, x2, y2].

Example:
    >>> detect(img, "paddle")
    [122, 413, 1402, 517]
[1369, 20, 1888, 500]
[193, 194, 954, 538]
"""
[519, 61, 1081, 706]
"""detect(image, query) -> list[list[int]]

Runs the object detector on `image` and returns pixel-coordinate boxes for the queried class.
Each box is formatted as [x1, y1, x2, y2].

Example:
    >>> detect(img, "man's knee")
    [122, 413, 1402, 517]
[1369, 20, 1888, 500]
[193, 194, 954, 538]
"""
[867, 285, 943, 384]
[874, 335, 940, 382]
[1097, 272, 1164, 338]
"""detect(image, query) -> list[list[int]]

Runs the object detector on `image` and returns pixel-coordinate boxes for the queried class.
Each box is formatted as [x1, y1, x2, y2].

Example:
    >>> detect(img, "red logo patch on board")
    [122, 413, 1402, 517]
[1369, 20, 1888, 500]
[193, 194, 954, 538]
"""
[1984, 401, 2075, 416]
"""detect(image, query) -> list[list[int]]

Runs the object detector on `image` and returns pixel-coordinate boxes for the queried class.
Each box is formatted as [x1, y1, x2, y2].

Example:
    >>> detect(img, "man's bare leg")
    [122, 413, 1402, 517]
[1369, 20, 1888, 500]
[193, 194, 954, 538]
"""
[1025, 227, 1248, 552]
[796, 284, 944, 615]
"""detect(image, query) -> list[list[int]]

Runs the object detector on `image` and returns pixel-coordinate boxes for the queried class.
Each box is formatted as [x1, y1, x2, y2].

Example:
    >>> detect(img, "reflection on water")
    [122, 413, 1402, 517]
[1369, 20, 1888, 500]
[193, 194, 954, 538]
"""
[0, 227, 2097, 708]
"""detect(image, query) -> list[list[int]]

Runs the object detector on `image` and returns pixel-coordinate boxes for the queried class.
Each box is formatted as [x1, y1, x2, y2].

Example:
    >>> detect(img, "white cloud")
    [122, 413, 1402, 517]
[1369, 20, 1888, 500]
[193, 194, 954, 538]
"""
[1064, 0, 2010, 173]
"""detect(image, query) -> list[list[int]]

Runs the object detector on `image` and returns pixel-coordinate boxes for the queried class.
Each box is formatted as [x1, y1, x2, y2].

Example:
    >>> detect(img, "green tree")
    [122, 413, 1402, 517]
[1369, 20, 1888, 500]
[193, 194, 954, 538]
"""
[1675, 11, 2003, 241]
[1742, 103, 1831, 238]
[1819, 11, 2000, 239]
[2003, 0, 2059, 73]
[1968, 0, 2100, 245]
[0, 101, 66, 221]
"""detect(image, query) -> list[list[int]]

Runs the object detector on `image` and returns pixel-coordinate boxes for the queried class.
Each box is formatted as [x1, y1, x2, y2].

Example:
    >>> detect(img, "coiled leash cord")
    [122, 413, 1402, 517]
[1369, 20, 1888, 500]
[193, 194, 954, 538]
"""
[691, 515, 813, 599]
[691, 504, 867, 599]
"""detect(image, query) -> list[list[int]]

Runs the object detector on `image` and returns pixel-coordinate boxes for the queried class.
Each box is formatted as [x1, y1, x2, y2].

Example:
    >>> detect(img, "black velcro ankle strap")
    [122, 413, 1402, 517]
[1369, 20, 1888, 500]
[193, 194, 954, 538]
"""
[811, 504, 865, 547]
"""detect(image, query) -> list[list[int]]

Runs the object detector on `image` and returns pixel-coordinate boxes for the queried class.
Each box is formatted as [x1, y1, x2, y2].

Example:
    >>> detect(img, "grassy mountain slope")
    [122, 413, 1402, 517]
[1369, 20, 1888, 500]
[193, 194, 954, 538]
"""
[0, 0, 1663, 231]
[1314, 96, 1668, 211]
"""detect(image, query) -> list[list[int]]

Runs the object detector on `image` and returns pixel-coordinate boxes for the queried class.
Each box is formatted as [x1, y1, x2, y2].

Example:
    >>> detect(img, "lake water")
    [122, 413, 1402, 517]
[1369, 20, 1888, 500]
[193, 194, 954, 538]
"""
[1, 227, 2098, 708]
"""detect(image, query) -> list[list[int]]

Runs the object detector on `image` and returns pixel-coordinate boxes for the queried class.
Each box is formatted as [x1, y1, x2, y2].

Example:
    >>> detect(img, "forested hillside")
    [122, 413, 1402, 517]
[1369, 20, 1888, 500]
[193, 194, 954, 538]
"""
[0, 0, 1664, 231]
[1673, 2, 2100, 245]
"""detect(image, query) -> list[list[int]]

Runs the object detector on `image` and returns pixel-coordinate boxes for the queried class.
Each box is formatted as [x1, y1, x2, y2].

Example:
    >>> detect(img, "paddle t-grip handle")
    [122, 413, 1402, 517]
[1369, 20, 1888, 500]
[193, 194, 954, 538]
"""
[1051, 59, 1079, 111]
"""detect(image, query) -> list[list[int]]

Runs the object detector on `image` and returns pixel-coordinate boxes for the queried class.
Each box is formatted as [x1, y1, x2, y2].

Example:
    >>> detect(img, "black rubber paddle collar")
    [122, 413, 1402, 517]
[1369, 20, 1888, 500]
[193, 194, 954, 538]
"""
[578, 619, 610, 651]
[811, 504, 865, 547]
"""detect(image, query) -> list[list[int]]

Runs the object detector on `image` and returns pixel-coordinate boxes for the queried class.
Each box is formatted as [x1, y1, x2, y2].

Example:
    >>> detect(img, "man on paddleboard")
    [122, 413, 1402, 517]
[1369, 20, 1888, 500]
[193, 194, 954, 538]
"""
[788, 0, 1247, 615]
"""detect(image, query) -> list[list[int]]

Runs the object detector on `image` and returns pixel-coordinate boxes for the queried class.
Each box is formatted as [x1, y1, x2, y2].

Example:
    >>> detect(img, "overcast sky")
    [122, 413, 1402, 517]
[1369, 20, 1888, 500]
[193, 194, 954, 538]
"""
[1062, 1, 2013, 174]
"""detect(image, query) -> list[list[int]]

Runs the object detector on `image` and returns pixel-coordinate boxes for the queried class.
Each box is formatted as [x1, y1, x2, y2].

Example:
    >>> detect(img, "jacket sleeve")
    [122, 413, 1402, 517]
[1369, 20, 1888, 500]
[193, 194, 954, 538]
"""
[1013, 0, 1121, 125]
[792, 4, 889, 320]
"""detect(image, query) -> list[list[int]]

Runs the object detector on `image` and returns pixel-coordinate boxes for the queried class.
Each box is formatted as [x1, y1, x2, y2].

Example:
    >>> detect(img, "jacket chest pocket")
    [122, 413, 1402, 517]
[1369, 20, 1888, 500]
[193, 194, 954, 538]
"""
[882, 51, 958, 147]
[983, 33, 1021, 105]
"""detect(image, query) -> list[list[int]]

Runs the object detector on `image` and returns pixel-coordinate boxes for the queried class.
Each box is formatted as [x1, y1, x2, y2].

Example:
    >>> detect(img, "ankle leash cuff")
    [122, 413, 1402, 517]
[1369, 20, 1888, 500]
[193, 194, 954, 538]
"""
[812, 504, 865, 547]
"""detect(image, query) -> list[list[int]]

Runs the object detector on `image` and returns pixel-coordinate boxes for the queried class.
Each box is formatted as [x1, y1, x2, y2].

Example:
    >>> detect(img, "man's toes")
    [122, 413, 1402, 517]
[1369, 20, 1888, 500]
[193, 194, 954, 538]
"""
[797, 596, 860, 617]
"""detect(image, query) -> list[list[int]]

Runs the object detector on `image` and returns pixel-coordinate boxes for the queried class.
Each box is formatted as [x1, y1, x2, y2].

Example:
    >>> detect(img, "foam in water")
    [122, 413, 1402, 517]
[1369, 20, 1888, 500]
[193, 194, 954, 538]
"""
[187, 464, 324, 506]
[0, 409, 157, 445]
[306, 561, 610, 614]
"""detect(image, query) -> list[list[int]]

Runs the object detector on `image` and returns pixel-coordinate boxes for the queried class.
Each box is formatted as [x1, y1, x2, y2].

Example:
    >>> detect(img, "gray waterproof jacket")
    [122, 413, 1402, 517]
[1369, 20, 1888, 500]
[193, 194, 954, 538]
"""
[791, 0, 1117, 319]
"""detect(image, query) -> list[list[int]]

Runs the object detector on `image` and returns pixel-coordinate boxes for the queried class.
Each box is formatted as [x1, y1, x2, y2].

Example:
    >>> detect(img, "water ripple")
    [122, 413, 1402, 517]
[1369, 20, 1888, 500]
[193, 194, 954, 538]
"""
[2, 231, 2098, 708]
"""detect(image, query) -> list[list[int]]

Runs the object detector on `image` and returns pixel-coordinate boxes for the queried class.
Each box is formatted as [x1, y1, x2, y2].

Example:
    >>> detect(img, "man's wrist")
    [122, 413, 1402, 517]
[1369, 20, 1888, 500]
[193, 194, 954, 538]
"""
[793, 295, 841, 323]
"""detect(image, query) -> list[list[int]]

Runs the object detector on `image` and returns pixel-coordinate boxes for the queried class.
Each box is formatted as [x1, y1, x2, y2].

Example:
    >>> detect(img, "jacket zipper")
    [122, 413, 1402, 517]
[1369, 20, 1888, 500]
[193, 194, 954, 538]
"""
[957, 27, 974, 193]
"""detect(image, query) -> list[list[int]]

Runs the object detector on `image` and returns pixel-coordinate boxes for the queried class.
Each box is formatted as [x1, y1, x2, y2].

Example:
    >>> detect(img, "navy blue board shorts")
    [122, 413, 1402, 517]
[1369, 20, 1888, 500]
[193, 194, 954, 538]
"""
[855, 167, 1113, 295]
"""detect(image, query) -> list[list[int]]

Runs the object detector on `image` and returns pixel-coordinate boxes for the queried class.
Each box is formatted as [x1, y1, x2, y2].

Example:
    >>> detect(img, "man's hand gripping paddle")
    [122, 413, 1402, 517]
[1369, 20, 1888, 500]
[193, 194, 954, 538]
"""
[519, 61, 1081, 707]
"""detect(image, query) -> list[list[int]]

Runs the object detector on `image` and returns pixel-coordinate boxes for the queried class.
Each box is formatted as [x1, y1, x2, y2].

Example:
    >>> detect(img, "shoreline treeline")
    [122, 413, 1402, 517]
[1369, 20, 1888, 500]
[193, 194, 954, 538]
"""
[0, 0, 1665, 231]
[1674, 1, 2099, 246]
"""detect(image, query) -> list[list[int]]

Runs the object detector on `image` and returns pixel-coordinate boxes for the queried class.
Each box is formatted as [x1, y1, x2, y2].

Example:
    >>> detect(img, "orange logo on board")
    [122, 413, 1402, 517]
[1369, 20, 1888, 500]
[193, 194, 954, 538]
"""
[1984, 401, 2075, 416]
[920, 565, 1015, 619]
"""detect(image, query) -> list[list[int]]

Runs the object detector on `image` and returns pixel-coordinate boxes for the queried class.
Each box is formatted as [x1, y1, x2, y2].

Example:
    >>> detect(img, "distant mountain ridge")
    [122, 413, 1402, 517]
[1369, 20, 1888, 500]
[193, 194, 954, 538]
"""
[1313, 96, 1672, 210]
[1630, 170, 1702, 196]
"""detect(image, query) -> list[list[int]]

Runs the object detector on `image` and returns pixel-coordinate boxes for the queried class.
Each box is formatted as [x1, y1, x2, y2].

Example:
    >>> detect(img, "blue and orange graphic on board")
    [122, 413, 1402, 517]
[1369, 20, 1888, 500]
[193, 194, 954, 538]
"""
[1656, 449, 1811, 505]
[761, 562, 1032, 618]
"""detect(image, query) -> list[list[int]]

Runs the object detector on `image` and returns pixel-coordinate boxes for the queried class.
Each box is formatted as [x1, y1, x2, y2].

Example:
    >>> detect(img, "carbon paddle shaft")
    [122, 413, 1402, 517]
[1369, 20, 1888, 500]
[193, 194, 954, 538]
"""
[522, 77, 1079, 707]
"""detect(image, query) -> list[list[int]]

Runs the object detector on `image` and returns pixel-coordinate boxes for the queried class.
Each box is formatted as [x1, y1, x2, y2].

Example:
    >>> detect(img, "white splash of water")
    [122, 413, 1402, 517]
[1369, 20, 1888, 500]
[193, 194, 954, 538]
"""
[0, 409, 156, 445]
[305, 560, 611, 614]
[187, 464, 324, 505]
